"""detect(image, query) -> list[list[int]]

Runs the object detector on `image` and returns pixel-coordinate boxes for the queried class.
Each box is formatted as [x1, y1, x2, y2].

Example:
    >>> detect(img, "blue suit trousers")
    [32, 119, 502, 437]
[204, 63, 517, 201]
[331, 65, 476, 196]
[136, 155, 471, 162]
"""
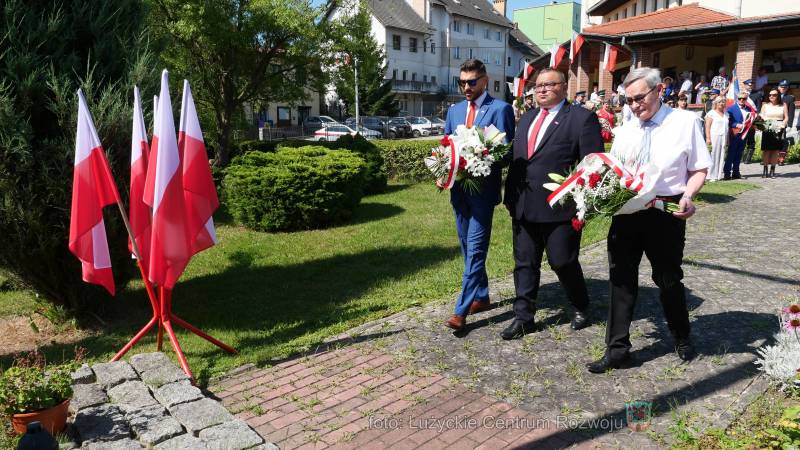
[452, 194, 494, 317]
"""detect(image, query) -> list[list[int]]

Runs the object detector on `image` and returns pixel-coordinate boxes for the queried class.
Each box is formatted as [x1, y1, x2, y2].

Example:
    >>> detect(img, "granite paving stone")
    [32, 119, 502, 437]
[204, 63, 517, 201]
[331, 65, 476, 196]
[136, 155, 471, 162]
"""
[169, 398, 234, 433]
[91, 361, 138, 389]
[107, 380, 159, 411]
[125, 404, 184, 446]
[71, 363, 95, 385]
[130, 352, 173, 374]
[154, 433, 209, 450]
[81, 438, 144, 450]
[70, 383, 108, 413]
[73, 404, 131, 445]
[153, 380, 204, 408]
[197, 420, 264, 450]
[140, 362, 191, 388]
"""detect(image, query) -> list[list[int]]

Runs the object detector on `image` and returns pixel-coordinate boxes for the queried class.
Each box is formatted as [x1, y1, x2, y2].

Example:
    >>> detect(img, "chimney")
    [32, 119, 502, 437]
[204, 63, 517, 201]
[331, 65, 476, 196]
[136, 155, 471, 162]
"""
[493, 0, 506, 17]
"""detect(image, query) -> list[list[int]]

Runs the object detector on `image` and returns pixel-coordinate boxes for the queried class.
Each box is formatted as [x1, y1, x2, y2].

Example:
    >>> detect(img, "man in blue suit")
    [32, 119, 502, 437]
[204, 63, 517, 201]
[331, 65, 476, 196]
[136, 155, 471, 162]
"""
[725, 91, 756, 180]
[443, 59, 515, 331]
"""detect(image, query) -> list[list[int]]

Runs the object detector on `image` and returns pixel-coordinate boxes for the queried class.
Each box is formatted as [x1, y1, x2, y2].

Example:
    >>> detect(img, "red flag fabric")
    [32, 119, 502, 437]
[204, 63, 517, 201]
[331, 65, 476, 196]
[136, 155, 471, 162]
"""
[603, 43, 619, 73]
[570, 32, 585, 63]
[129, 86, 151, 267]
[69, 89, 120, 295]
[513, 77, 524, 98]
[550, 44, 567, 69]
[143, 70, 192, 289]
[522, 62, 535, 83]
[178, 79, 219, 255]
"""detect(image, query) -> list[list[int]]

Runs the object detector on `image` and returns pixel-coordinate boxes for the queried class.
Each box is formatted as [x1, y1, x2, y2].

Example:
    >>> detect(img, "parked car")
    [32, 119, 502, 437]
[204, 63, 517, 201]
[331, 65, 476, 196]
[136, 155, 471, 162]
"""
[407, 117, 443, 137]
[313, 124, 380, 141]
[360, 116, 399, 139]
[303, 115, 338, 132]
[388, 117, 412, 137]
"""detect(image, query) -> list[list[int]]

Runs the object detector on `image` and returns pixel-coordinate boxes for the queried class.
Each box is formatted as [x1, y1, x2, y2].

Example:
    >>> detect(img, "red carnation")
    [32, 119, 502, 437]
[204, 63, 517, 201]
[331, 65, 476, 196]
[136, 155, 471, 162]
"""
[576, 177, 585, 186]
[571, 217, 585, 231]
[431, 150, 438, 156]
[440, 136, 451, 147]
[588, 172, 602, 188]
[458, 157, 467, 170]
[482, 149, 489, 156]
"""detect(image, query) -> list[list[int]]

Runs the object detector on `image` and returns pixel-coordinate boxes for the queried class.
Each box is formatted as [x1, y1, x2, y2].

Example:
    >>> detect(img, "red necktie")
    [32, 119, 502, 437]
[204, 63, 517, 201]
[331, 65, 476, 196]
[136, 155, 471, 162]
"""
[527, 108, 549, 158]
[466, 101, 476, 128]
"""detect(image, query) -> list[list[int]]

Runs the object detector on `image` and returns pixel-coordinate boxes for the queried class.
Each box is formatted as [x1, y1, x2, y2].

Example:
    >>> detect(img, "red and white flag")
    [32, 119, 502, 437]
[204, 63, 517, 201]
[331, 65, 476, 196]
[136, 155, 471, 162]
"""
[129, 86, 151, 266]
[152, 95, 159, 137]
[69, 90, 120, 295]
[522, 61, 535, 83]
[549, 43, 567, 69]
[143, 70, 193, 289]
[178, 79, 218, 255]
[569, 32, 585, 63]
[602, 43, 619, 73]
[512, 77, 525, 98]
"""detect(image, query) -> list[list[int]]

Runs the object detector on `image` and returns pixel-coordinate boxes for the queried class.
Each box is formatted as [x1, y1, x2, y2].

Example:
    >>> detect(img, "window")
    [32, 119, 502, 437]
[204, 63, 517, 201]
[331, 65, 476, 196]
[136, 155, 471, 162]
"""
[453, 20, 461, 32]
[614, 13, 619, 21]
[431, 42, 436, 54]
[411, 72, 417, 81]
[392, 69, 397, 79]
[496, 31, 502, 41]
[484, 28, 490, 39]
[469, 48, 473, 59]
[393, 35, 401, 51]
[277, 107, 290, 126]
[453, 46, 460, 59]
[466, 23, 474, 35]
[507, 56, 512, 66]
[453, 76, 459, 88]
[423, 74, 427, 82]
[402, 70, 407, 80]
[494, 80, 500, 92]
[431, 76, 436, 84]
[633, 3, 637, 15]
[423, 40, 427, 52]
[409, 37, 417, 52]
[622, 9, 627, 18]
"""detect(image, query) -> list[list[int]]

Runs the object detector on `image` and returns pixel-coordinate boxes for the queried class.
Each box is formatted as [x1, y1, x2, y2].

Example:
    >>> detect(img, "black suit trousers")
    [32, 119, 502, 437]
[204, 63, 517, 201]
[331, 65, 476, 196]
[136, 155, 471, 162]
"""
[606, 209, 690, 359]
[512, 219, 589, 322]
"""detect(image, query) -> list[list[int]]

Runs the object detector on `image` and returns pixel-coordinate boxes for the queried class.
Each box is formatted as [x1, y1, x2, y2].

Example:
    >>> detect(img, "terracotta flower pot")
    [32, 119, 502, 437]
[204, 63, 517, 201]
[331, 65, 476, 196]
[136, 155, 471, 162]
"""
[11, 399, 70, 435]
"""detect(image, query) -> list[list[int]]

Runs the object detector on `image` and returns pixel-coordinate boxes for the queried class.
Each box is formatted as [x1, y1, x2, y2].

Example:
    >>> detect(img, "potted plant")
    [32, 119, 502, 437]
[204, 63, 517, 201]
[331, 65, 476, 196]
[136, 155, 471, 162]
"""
[0, 351, 76, 435]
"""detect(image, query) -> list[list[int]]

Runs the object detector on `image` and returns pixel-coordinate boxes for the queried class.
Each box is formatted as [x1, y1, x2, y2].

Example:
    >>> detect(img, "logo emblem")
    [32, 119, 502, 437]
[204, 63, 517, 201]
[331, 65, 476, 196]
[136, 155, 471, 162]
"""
[625, 400, 652, 431]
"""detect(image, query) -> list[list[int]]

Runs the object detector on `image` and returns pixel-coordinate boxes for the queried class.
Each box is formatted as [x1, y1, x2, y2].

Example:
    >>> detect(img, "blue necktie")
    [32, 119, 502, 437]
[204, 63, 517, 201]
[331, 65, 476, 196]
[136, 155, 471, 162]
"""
[637, 120, 654, 167]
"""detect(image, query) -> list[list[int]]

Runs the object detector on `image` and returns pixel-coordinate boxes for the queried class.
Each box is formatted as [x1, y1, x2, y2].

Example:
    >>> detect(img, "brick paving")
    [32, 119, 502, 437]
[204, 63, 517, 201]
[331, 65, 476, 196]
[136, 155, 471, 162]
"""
[209, 162, 800, 449]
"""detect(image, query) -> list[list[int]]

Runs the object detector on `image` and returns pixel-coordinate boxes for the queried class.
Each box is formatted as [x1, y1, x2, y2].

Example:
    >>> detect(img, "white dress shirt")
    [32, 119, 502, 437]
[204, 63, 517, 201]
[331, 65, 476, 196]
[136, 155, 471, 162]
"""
[611, 105, 712, 196]
[527, 99, 566, 150]
[622, 103, 633, 124]
[464, 91, 488, 124]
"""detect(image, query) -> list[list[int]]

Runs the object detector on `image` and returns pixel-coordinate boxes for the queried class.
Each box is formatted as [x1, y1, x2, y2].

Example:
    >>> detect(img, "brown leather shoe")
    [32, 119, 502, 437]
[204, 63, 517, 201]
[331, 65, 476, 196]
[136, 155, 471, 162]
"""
[469, 301, 491, 314]
[445, 315, 466, 330]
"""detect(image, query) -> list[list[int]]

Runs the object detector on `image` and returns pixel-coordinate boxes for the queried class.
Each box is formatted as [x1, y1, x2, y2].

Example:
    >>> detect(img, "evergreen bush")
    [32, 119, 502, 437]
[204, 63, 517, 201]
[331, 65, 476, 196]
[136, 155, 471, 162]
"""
[223, 146, 366, 231]
[374, 139, 440, 181]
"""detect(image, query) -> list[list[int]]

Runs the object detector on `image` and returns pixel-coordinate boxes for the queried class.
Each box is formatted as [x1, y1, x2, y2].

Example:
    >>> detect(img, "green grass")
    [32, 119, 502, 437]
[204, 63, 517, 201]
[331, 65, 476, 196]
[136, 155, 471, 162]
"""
[0, 179, 759, 385]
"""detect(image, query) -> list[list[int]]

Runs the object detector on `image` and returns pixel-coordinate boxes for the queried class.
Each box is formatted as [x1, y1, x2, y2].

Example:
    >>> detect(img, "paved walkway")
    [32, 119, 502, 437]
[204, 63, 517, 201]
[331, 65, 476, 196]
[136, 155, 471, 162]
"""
[209, 162, 800, 449]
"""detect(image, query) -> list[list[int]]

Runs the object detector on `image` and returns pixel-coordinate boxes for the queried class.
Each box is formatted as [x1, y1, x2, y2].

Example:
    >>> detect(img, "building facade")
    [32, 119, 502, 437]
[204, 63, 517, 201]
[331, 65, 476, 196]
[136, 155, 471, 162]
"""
[513, 1, 581, 51]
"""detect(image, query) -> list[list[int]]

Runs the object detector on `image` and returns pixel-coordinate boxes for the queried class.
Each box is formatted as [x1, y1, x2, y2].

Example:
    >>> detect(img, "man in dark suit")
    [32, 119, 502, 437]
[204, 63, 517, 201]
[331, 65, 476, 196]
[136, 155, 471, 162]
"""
[501, 68, 604, 340]
[725, 92, 755, 179]
[443, 59, 515, 331]
[742, 79, 761, 163]
[778, 79, 796, 164]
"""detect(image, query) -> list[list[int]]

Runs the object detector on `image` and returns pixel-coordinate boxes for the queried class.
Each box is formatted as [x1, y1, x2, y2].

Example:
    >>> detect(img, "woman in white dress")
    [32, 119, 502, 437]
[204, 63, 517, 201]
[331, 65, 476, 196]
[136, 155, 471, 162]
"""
[704, 97, 728, 181]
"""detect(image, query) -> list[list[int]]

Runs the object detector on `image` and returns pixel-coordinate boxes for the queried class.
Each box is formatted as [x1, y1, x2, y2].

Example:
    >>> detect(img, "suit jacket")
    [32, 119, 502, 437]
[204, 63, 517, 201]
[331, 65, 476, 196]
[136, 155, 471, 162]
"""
[445, 94, 515, 205]
[782, 93, 796, 128]
[504, 101, 603, 223]
[727, 104, 752, 142]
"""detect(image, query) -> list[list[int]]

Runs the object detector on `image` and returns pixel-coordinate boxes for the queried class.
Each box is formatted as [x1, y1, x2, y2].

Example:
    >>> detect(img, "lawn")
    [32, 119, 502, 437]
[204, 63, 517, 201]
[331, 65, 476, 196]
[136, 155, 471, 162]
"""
[0, 179, 758, 385]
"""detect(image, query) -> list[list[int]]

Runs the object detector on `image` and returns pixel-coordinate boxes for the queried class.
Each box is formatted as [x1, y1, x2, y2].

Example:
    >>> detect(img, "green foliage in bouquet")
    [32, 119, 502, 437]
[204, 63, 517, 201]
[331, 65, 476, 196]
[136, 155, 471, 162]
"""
[0, 351, 80, 415]
[0, 0, 157, 311]
[223, 147, 367, 231]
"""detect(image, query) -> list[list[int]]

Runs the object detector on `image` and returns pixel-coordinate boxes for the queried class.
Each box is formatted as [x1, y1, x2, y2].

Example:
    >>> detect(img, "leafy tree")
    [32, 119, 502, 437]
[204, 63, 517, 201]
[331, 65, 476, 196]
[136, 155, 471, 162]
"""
[0, 0, 157, 310]
[332, 1, 399, 117]
[148, 0, 332, 166]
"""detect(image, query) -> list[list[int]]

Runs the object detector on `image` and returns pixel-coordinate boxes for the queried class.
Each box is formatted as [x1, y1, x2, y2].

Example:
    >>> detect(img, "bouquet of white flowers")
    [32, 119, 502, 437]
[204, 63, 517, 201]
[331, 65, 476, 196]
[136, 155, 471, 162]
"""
[424, 124, 510, 193]
[544, 153, 679, 231]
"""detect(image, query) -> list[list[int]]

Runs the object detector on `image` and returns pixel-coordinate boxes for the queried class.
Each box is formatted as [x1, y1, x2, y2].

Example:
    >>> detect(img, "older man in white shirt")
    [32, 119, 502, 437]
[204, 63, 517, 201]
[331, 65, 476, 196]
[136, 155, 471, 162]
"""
[587, 67, 712, 374]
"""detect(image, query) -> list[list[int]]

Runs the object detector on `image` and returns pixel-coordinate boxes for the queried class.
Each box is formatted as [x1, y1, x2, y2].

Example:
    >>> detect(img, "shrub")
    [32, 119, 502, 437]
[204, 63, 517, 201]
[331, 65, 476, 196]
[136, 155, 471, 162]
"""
[0, 0, 156, 311]
[223, 146, 366, 231]
[375, 139, 439, 181]
[231, 139, 278, 159]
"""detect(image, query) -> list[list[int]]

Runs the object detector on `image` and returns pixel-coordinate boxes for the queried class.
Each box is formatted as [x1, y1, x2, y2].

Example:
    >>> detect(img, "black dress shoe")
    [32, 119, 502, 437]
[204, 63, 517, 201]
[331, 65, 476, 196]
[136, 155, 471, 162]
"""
[723, 175, 731, 181]
[571, 311, 589, 330]
[500, 319, 536, 340]
[586, 353, 631, 373]
[732, 174, 742, 180]
[675, 338, 696, 361]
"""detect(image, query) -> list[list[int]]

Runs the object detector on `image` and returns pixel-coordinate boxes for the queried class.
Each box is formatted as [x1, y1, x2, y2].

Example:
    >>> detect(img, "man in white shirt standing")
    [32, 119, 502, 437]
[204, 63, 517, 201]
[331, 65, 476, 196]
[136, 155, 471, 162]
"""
[587, 67, 712, 373]
[678, 71, 693, 100]
[755, 67, 769, 92]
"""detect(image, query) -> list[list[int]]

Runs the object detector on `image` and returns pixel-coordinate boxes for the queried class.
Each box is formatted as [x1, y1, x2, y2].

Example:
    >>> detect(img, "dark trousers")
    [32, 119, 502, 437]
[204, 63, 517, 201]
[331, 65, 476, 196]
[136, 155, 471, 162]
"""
[512, 220, 589, 322]
[606, 208, 690, 360]
[743, 130, 756, 163]
[724, 137, 745, 178]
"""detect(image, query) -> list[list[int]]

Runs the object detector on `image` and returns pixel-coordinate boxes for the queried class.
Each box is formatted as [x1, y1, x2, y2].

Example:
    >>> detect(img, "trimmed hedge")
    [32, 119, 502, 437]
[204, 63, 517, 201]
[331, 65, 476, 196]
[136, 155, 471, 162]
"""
[223, 146, 367, 231]
[374, 139, 440, 182]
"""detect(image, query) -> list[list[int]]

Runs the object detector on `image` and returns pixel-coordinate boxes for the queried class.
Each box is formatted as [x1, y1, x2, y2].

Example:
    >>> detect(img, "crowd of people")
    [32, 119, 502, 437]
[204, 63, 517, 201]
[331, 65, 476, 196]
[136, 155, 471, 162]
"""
[518, 65, 798, 179]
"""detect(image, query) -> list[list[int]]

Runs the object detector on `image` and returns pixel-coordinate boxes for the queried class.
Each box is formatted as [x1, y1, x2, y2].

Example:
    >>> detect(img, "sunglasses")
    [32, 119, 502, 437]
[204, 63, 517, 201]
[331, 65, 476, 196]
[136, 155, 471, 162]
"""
[457, 76, 485, 87]
[769, 93, 779, 96]
[625, 85, 657, 105]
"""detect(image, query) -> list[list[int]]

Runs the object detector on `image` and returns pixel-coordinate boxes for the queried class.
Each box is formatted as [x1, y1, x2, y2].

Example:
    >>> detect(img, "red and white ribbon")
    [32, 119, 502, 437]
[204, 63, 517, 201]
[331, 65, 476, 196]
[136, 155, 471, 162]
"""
[547, 152, 644, 207]
[439, 135, 460, 190]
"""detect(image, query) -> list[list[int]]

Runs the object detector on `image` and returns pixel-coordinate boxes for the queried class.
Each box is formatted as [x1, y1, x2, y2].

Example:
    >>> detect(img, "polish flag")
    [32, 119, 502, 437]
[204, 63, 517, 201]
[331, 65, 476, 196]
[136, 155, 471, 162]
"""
[550, 43, 567, 69]
[569, 32, 585, 63]
[129, 86, 151, 266]
[178, 79, 218, 255]
[143, 70, 192, 289]
[69, 90, 120, 295]
[522, 61, 535, 83]
[602, 43, 619, 73]
[152, 95, 159, 137]
[512, 77, 525, 98]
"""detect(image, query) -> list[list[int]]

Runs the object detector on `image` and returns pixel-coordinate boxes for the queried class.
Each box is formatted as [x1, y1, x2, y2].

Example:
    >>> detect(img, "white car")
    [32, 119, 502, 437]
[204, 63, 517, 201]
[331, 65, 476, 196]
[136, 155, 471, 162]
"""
[407, 117, 443, 137]
[314, 124, 380, 141]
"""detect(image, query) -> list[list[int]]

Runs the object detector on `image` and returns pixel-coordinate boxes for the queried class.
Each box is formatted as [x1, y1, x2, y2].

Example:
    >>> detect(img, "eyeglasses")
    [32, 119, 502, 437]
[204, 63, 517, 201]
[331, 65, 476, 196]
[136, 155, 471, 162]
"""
[737, 97, 748, 101]
[533, 81, 565, 91]
[625, 85, 657, 105]
[769, 93, 779, 97]
[457, 76, 485, 87]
